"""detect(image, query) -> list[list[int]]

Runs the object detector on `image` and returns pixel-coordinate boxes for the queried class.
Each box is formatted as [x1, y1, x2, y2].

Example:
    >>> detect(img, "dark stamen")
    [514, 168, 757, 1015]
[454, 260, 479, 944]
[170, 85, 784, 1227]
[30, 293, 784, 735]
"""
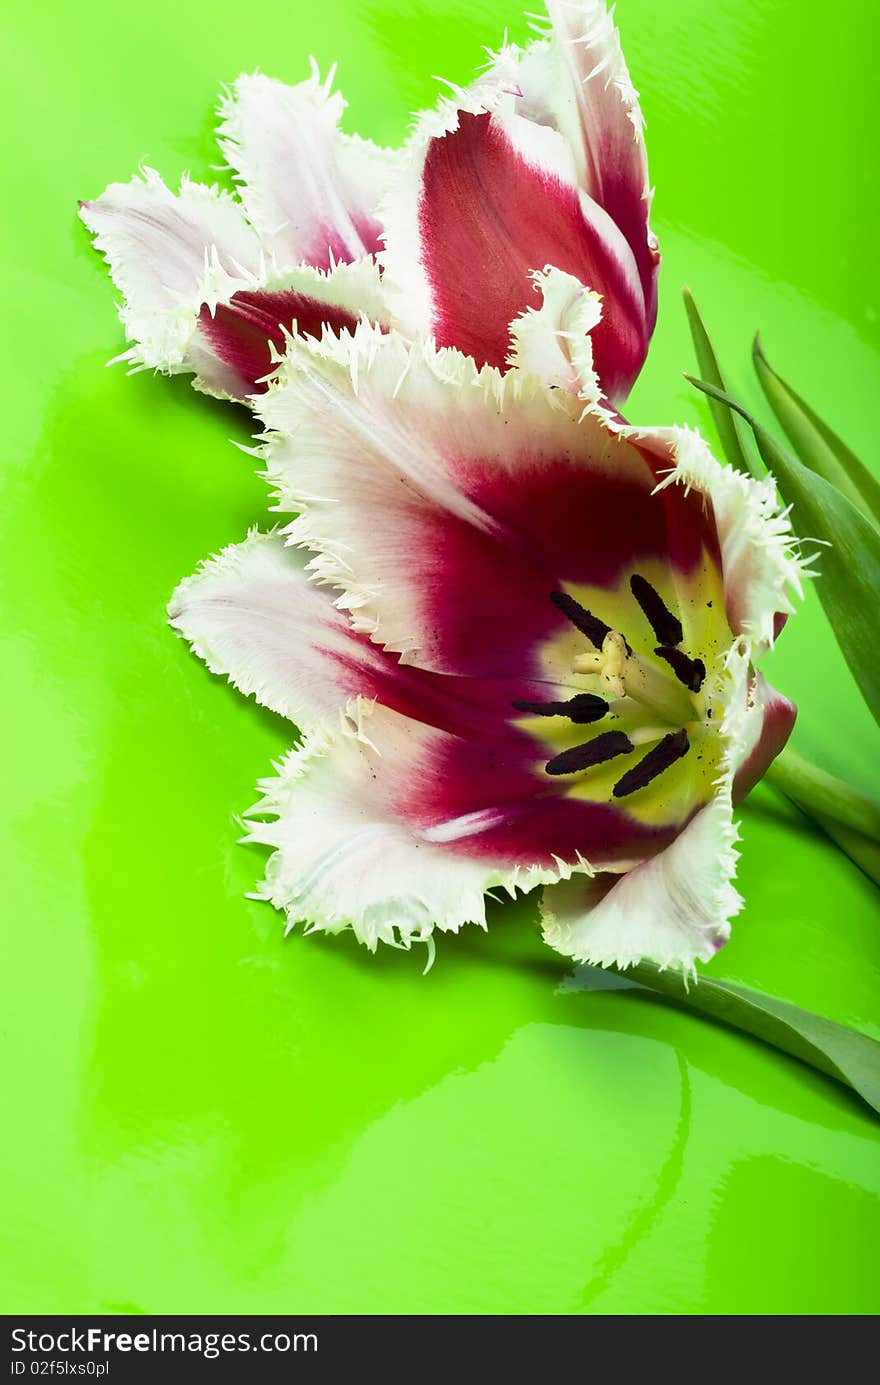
[512, 694, 607, 725]
[630, 574, 683, 647]
[612, 729, 690, 798]
[654, 645, 706, 692]
[545, 730, 633, 777]
[550, 590, 612, 650]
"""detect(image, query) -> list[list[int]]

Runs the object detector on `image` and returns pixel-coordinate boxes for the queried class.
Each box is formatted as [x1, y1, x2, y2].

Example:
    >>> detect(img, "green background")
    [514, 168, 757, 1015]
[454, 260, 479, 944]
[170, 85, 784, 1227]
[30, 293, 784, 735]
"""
[3, 0, 879, 1315]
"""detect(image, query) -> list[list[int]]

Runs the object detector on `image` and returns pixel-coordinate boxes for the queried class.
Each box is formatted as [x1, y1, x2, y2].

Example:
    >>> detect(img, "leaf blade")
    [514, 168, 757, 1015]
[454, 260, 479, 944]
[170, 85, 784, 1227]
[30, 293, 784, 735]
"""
[687, 376, 880, 726]
[682, 288, 762, 479]
[753, 335, 880, 526]
[611, 961, 880, 1120]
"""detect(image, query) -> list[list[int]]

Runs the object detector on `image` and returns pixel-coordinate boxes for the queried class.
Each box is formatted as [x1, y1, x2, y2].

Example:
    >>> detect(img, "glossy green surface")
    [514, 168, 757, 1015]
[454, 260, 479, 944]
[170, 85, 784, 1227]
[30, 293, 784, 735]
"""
[3, 0, 880, 1316]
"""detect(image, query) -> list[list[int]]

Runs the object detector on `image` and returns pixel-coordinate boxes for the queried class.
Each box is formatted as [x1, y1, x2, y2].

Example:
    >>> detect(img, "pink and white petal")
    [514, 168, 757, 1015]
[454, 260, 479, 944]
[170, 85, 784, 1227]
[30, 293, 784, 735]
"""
[334, 128, 404, 246]
[167, 526, 565, 750]
[79, 169, 262, 373]
[217, 66, 402, 270]
[258, 325, 718, 677]
[377, 46, 521, 336]
[195, 257, 386, 396]
[259, 324, 555, 673]
[410, 727, 680, 874]
[540, 792, 740, 968]
[184, 339, 258, 402]
[168, 529, 383, 727]
[647, 426, 809, 656]
[381, 96, 648, 399]
[507, 265, 605, 408]
[732, 671, 796, 804]
[244, 698, 571, 952]
[520, 1, 658, 329]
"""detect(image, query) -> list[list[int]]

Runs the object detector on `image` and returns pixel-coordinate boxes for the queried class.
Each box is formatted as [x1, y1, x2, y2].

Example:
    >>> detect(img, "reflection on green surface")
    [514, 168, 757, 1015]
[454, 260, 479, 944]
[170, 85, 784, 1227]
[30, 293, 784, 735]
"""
[2, 0, 879, 1315]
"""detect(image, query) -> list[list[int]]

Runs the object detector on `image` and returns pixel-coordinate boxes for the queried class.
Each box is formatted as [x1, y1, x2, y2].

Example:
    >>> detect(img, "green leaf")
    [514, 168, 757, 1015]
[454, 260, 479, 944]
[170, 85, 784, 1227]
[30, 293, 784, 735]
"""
[606, 961, 880, 1120]
[681, 288, 762, 480]
[687, 376, 880, 727]
[753, 336, 880, 528]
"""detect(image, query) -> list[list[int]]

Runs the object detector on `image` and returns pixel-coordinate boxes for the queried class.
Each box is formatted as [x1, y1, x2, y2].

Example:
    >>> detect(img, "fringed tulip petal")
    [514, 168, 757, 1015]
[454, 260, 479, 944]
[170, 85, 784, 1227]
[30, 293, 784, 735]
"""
[79, 160, 386, 398]
[79, 169, 261, 381]
[167, 530, 382, 725]
[217, 65, 402, 270]
[524, 1, 658, 339]
[171, 542, 717, 885]
[380, 1, 657, 403]
[80, 66, 394, 403]
[167, 528, 580, 747]
[244, 699, 573, 952]
[732, 672, 797, 804]
[259, 324, 722, 681]
[196, 259, 386, 397]
[642, 425, 809, 655]
[540, 794, 739, 969]
[507, 266, 605, 406]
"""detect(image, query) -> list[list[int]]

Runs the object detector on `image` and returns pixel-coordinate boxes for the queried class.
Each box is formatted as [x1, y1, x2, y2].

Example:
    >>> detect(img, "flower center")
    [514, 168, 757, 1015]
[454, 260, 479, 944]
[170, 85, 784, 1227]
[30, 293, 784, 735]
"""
[513, 576, 717, 799]
[571, 630, 699, 726]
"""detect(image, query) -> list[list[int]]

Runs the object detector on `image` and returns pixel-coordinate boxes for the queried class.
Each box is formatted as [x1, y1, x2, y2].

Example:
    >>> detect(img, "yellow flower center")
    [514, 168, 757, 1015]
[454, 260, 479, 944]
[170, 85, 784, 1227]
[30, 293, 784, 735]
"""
[572, 629, 701, 728]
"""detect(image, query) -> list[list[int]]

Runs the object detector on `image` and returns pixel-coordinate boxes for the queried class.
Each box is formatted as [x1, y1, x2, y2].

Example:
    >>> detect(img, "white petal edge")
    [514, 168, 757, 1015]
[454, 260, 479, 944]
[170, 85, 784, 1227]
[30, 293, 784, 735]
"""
[540, 793, 740, 970]
[524, 0, 649, 186]
[79, 168, 262, 377]
[217, 63, 403, 268]
[244, 697, 580, 952]
[646, 424, 811, 655]
[167, 528, 387, 728]
[507, 264, 610, 415]
[81, 161, 386, 398]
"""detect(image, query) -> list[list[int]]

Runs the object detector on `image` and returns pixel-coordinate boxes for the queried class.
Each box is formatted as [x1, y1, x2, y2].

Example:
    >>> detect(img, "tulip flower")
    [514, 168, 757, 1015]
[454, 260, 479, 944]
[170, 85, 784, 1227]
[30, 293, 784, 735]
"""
[168, 286, 805, 971]
[79, 1, 657, 407]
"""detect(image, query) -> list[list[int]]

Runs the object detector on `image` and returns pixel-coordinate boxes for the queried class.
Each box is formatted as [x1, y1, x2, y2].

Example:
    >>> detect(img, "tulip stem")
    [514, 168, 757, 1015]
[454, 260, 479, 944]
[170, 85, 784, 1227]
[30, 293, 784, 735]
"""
[765, 747, 880, 883]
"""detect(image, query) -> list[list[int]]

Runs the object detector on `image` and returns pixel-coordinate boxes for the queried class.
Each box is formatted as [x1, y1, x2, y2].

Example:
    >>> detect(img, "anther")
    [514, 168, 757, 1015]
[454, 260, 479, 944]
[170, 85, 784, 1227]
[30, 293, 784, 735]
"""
[545, 730, 633, 777]
[550, 590, 613, 650]
[512, 694, 608, 725]
[653, 645, 706, 693]
[612, 729, 690, 797]
[630, 574, 684, 647]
